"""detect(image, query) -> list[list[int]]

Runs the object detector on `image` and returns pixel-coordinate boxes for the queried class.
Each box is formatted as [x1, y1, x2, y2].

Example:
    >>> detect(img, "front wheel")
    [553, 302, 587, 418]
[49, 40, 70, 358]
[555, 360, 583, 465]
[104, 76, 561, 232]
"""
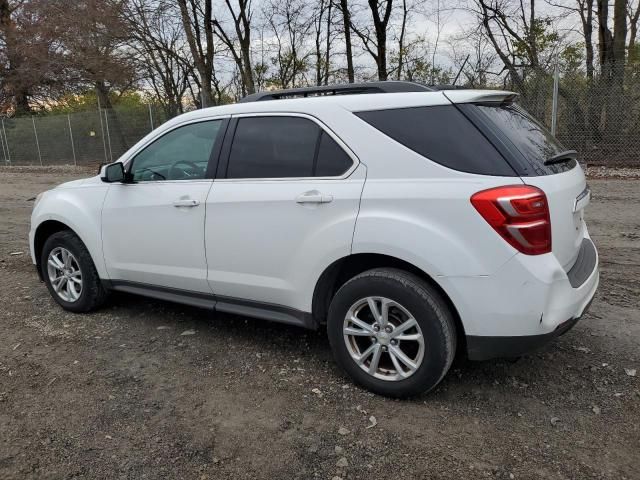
[41, 230, 107, 312]
[327, 268, 456, 398]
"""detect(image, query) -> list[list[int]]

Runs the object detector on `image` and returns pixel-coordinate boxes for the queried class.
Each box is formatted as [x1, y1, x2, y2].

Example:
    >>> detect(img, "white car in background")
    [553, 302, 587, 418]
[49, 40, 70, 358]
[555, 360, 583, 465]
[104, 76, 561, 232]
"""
[30, 81, 598, 397]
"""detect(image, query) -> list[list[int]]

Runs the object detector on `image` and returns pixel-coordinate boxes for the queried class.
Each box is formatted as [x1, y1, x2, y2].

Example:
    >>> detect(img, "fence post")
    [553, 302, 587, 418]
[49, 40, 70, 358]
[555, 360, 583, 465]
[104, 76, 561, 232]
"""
[0, 118, 7, 165]
[104, 109, 113, 162]
[551, 55, 559, 136]
[32, 116, 43, 166]
[67, 114, 77, 166]
[2, 118, 10, 165]
[148, 103, 154, 131]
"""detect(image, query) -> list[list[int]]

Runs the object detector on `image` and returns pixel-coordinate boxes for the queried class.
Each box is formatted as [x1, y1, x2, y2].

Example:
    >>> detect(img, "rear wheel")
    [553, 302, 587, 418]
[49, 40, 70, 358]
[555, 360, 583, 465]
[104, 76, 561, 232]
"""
[327, 268, 456, 397]
[41, 230, 107, 312]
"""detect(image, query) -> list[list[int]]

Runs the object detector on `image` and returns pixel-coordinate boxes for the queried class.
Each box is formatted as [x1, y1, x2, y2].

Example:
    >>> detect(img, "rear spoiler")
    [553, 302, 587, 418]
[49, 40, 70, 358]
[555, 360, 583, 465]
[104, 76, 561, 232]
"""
[443, 90, 519, 105]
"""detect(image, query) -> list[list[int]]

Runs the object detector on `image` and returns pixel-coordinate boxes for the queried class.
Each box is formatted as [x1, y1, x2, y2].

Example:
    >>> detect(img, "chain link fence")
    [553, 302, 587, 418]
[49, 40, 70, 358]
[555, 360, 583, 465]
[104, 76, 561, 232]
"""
[1, 79, 639, 167]
[512, 69, 640, 167]
[0, 104, 172, 168]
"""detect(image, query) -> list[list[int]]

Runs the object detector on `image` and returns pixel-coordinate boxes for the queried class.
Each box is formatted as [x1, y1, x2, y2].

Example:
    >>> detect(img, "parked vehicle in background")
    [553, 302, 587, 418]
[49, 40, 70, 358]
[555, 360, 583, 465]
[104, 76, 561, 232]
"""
[30, 81, 598, 397]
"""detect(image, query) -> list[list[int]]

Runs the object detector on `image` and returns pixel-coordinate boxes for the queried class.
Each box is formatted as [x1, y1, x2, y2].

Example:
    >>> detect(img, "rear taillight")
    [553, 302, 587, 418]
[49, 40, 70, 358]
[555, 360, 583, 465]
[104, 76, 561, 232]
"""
[471, 185, 551, 255]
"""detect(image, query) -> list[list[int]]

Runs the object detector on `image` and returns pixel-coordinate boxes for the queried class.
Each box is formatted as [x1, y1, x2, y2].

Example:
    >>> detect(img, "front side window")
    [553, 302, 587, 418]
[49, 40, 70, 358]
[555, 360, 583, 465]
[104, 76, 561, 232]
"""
[130, 120, 222, 182]
[226, 116, 353, 179]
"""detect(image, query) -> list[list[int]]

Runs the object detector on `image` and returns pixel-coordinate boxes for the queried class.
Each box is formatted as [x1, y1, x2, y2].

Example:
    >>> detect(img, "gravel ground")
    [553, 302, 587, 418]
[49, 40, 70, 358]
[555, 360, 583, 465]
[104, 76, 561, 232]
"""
[0, 166, 638, 480]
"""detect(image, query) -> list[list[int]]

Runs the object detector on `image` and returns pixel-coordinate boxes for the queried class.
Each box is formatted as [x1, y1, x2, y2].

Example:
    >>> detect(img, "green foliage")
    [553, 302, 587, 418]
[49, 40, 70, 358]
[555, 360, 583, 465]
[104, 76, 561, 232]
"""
[45, 91, 150, 115]
[560, 44, 584, 76]
[403, 57, 452, 85]
[268, 50, 310, 88]
[512, 17, 558, 63]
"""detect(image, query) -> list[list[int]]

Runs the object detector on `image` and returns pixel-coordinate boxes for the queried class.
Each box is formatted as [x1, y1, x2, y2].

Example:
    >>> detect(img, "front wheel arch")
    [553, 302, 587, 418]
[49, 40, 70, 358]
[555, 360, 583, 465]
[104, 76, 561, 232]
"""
[34, 220, 78, 279]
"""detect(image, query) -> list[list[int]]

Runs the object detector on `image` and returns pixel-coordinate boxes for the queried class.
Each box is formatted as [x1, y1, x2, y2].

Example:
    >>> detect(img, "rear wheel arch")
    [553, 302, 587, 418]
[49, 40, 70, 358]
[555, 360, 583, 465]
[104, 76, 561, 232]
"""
[312, 253, 466, 347]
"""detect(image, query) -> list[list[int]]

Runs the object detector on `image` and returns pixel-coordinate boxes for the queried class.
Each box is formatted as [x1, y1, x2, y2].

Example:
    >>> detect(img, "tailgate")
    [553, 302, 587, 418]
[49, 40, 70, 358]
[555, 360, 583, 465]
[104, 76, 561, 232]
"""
[525, 166, 589, 271]
[453, 100, 590, 272]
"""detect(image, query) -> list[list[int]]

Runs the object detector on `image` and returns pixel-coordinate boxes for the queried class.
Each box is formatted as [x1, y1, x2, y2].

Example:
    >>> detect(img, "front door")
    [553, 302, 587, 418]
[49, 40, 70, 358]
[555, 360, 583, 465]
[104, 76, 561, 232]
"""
[102, 119, 225, 293]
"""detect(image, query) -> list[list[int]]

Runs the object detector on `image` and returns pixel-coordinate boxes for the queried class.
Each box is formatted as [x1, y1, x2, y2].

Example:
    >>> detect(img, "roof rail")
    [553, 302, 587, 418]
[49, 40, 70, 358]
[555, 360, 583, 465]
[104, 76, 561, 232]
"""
[427, 84, 469, 91]
[238, 81, 435, 103]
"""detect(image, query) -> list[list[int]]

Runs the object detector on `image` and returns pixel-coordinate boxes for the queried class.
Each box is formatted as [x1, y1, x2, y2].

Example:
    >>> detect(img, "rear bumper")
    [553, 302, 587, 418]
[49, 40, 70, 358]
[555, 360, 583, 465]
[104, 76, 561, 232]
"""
[466, 296, 593, 360]
[437, 235, 599, 359]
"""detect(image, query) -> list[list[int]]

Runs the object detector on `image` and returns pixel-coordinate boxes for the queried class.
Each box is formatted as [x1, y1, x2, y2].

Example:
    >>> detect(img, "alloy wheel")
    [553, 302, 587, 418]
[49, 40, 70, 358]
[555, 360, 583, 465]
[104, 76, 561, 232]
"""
[47, 247, 83, 303]
[343, 296, 425, 381]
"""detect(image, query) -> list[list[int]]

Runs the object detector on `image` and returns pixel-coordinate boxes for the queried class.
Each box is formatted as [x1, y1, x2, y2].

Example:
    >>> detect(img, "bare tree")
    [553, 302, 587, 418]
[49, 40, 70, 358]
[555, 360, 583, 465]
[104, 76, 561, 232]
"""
[312, 0, 334, 85]
[629, 1, 640, 62]
[597, 0, 627, 89]
[337, 0, 355, 82]
[449, 27, 499, 87]
[127, 0, 193, 116]
[176, 0, 218, 106]
[264, 0, 313, 88]
[212, 0, 256, 95]
[577, 0, 595, 80]
[396, 0, 408, 79]
[349, 0, 394, 80]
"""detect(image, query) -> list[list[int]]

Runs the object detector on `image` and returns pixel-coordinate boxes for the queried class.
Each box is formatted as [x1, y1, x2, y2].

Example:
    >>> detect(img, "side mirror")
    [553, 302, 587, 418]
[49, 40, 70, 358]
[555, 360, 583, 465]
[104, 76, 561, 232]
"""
[100, 162, 126, 183]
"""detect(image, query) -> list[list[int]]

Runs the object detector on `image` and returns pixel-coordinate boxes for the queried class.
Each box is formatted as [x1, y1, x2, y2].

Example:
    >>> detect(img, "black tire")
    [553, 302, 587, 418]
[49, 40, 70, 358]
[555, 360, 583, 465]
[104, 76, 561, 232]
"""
[40, 230, 108, 313]
[327, 268, 456, 398]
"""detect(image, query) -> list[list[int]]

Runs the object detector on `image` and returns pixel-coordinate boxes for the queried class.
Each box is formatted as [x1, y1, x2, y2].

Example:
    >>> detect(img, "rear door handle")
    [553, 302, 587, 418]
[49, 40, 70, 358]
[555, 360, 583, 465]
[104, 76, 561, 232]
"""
[173, 199, 200, 208]
[295, 191, 333, 204]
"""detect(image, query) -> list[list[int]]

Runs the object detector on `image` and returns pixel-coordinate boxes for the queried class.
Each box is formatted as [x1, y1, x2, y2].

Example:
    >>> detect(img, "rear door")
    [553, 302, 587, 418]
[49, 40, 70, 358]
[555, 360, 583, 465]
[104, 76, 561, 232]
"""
[204, 113, 365, 311]
[459, 102, 588, 270]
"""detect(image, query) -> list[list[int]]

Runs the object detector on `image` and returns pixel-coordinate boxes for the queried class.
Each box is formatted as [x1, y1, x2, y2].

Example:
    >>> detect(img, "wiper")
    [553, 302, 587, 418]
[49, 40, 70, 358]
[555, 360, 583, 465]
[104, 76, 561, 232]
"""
[544, 150, 577, 166]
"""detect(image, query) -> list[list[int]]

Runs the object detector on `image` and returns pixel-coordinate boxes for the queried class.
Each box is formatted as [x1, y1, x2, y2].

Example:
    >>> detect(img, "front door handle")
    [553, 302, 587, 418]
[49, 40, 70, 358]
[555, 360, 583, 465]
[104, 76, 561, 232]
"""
[295, 190, 333, 204]
[173, 198, 200, 208]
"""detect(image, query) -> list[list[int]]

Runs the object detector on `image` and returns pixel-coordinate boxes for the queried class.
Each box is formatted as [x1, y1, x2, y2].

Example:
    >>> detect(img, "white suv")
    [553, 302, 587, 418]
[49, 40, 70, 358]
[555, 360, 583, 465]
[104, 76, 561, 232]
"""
[30, 81, 599, 397]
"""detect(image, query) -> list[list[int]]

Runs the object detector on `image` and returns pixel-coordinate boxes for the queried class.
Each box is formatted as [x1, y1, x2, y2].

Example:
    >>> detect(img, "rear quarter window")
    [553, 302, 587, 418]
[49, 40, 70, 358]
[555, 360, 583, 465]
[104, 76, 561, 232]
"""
[458, 103, 576, 176]
[355, 105, 516, 176]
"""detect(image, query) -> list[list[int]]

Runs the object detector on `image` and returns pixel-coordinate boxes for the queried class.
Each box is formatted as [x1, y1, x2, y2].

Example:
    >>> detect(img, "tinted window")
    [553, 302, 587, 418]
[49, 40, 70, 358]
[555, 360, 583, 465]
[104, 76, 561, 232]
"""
[130, 121, 221, 181]
[462, 103, 576, 175]
[356, 105, 515, 176]
[227, 117, 319, 178]
[315, 131, 353, 176]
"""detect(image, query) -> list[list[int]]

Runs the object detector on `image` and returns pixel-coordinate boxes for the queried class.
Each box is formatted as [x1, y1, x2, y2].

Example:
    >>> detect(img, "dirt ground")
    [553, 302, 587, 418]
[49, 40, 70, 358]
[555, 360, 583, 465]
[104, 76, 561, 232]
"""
[0, 166, 638, 480]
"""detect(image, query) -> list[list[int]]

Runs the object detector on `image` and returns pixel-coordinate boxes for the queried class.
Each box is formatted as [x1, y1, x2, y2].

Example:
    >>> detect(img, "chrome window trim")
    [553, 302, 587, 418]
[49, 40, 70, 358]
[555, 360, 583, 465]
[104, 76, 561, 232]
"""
[217, 111, 360, 182]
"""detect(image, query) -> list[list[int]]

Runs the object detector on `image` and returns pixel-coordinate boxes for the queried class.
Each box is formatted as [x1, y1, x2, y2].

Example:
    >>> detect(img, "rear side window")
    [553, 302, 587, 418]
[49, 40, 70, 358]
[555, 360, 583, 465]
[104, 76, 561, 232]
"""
[227, 117, 318, 178]
[226, 116, 353, 179]
[356, 105, 515, 176]
[315, 131, 353, 176]
[459, 103, 576, 175]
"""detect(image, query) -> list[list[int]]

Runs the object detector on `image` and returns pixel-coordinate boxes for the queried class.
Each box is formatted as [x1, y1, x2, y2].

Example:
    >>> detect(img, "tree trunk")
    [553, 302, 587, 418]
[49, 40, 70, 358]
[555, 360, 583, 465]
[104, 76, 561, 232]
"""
[368, 0, 393, 81]
[376, 32, 388, 80]
[324, 0, 332, 84]
[396, 0, 407, 80]
[239, 28, 255, 93]
[177, 0, 214, 106]
[96, 81, 128, 155]
[582, 0, 595, 80]
[339, 0, 354, 82]
[629, 4, 640, 63]
[0, 0, 31, 114]
[611, 0, 627, 89]
[315, 5, 322, 86]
